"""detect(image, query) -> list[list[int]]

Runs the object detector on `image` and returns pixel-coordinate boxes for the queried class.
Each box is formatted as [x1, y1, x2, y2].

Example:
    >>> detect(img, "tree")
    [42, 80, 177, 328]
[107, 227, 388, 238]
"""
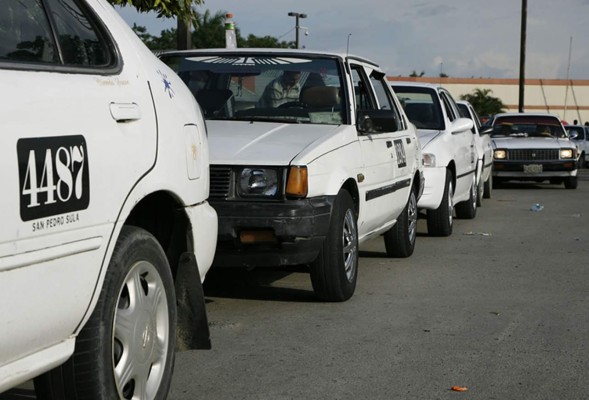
[460, 88, 506, 117]
[132, 9, 295, 51]
[409, 70, 425, 77]
[109, 0, 201, 20]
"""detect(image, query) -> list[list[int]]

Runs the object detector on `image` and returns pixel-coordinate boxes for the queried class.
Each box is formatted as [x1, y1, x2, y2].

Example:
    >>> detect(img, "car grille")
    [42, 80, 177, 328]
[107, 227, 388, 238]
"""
[508, 149, 559, 161]
[210, 166, 232, 198]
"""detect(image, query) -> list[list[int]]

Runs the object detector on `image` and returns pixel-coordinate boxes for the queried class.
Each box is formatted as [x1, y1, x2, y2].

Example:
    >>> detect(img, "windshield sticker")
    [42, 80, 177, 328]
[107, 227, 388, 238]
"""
[18, 136, 89, 223]
[185, 56, 312, 67]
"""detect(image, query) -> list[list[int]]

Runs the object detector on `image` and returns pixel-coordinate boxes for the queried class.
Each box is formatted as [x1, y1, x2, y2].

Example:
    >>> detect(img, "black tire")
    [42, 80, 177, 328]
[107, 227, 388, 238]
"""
[492, 176, 503, 189]
[35, 226, 177, 400]
[579, 153, 585, 169]
[476, 173, 484, 207]
[310, 190, 358, 302]
[384, 188, 417, 258]
[455, 176, 477, 219]
[564, 176, 578, 189]
[427, 170, 453, 237]
[483, 173, 492, 199]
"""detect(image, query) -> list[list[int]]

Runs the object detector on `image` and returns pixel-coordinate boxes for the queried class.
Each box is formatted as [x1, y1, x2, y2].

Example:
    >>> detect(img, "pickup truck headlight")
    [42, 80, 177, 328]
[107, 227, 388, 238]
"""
[237, 168, 278, 197]
[560, 148, 574, 159]
[494, 149, 507, 160]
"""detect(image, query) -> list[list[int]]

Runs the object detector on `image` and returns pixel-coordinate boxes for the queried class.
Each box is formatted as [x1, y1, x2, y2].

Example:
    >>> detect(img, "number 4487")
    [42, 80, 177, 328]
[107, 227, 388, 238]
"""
[22, 146, 85, 208]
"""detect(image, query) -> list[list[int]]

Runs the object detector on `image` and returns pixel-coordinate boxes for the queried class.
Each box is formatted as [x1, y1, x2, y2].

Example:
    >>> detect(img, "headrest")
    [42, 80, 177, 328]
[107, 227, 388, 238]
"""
[301, 86, 341, 108]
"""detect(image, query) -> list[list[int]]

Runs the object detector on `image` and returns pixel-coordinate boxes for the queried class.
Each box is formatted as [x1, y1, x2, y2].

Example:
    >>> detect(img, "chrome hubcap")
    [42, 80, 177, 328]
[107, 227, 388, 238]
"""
[342, 209, 358, 282]
[408, 192, 417, 244]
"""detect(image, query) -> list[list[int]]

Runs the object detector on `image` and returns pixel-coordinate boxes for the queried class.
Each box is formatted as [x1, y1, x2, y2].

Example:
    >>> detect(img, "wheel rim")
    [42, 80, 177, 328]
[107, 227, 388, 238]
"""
[471, 178, 478, 210]
[408, 192, 417, 244]
[113, 260, 169, 400]
[447, 181, 454, 227]
[341, 208, 358, 282]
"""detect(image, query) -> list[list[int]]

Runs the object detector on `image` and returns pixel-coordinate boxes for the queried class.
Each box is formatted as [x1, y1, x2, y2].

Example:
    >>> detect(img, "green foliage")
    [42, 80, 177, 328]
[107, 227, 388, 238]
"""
[409, 70, 425, 77]
[109, 0, 201, 19]
[460, 88, 506, 117]
[132, 9, 296, 51]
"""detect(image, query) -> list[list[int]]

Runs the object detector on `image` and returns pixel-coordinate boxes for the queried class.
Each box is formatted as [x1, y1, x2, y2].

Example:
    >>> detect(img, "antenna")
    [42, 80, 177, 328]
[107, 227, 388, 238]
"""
[346, 33, 352, 56]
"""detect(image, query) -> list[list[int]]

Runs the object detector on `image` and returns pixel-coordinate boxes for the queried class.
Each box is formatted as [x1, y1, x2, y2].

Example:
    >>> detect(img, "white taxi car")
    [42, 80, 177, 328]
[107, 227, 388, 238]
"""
[0, 0, 217, 397]
[457, 100, 493, 204]
[391, 82, 476, 237]
[160, 49, 424, 302]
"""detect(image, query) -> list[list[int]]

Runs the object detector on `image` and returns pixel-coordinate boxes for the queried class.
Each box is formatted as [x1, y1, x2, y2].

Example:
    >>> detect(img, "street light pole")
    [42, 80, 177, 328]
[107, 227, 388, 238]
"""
[288, 12, 307, 49]
[518, 0, 527, 112]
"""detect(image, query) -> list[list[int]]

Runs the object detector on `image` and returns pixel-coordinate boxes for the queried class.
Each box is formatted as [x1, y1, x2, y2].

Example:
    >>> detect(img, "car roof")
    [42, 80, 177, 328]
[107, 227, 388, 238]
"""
[390, 81, 443, 90]
[493, 112, 562, 120]
[158, 48, 381, 69]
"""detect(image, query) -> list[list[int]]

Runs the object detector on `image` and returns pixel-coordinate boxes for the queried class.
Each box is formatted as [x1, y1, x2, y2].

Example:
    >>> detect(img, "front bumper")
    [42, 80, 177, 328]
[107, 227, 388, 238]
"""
[210, 196, 335, 268]
[417, 166, 445, 210]
[493, 160, 578, 179]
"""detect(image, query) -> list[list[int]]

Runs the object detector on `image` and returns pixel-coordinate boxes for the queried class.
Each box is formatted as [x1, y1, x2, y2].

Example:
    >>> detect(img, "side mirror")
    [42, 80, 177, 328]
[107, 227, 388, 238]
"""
[357, 110, 399, 134]
[451, 117, 474, 134]
[568, 131, 579, 140]
[480, 127, 493, 136]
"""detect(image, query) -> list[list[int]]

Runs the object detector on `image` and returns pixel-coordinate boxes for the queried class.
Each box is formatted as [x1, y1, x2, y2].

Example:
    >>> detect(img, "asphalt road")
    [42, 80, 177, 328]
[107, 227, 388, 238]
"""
[3, 171, 588, 400]
[171, 171, 589, 400]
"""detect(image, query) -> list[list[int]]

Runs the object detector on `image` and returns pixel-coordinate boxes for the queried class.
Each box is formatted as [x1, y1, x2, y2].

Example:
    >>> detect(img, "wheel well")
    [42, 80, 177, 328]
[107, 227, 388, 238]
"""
[447, 161, 456, 190]
[125, 191, 189, 279]
[341, 178, 360, 216]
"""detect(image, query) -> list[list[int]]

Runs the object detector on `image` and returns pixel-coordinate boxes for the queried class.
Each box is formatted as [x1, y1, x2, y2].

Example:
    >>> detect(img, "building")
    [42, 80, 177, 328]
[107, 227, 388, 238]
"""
[388, 76, 589, 125]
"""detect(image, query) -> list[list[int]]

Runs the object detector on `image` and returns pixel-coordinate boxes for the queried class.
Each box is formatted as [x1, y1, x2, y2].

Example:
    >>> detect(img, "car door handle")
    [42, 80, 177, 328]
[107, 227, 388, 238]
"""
[109, 102, 141, 122]
[386, 141, 393, 148]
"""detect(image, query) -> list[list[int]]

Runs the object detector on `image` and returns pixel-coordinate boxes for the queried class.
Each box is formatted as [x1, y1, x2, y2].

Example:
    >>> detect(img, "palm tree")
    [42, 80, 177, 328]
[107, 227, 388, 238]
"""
[460, 88, 506, 117]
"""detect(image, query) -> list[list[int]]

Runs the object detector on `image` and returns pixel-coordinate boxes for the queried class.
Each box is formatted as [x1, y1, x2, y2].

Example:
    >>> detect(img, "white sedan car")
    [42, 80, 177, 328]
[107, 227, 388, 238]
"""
[392, 82, 476, 237]
[1, 0, 217, 397]
[457, 100, 493, 204]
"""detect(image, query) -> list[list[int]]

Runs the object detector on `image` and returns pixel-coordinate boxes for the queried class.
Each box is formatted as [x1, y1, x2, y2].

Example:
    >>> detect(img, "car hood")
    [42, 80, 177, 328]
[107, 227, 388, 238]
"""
[416, 129, 443, 149]
[492, 136, 574, 149]
[207, 120, 341, 165]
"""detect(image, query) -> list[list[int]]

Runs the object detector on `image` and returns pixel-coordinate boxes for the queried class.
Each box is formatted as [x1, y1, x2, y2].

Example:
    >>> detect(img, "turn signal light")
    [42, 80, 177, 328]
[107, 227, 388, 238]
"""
[286, 166, 308, 197]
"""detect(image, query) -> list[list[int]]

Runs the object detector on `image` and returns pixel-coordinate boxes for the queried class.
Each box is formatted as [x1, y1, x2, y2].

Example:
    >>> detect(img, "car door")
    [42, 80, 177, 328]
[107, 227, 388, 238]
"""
[439, 90, 476, 200]
[0, 0, 157, 366]
[350, 63, 408, 237]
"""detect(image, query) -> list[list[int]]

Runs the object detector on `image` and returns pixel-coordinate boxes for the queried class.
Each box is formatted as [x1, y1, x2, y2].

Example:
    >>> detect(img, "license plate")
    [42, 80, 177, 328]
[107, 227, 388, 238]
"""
[523, 164, 543, 173]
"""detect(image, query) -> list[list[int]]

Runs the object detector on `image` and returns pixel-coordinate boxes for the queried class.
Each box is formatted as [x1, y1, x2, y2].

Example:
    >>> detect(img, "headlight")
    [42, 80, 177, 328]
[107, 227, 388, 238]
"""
[237, 168, 279, 197]
[494, 149, 507, 160]
[422, 153, 436, 167]
[560, 148, 574, 159]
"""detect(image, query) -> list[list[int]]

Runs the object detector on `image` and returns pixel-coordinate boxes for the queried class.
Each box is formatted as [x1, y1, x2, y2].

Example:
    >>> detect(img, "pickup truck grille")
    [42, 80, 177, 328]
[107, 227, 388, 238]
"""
[210, 166, 232, 198]
[508, 149, 559, 161]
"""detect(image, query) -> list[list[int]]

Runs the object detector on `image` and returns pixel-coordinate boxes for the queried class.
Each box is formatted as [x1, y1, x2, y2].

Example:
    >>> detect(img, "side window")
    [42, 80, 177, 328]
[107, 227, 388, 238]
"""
[369, 72, 404, 129]
[350, 65, 376, 111]
[0, 0, 59, 63]
[47, 0, 113, 66]
[440, 92, 457, 122]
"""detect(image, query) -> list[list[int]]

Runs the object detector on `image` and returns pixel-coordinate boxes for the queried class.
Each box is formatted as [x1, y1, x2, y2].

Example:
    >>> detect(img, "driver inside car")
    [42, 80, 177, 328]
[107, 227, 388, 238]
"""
[257, 70, 301, 108]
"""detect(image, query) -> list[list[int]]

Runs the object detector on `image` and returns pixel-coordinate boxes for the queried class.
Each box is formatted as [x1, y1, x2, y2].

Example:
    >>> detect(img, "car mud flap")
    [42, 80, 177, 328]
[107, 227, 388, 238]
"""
[175, 252, 211, 351]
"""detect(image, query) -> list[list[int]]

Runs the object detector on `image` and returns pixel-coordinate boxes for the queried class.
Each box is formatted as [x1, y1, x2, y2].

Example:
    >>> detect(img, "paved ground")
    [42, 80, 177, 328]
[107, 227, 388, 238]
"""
[3, 170, 589, 399]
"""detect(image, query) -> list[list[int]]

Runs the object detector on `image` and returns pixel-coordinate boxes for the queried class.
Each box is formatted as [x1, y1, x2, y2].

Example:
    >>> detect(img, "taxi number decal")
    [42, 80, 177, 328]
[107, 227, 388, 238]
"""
[394, 139, 407, 168]
[18, 136, 90, 222]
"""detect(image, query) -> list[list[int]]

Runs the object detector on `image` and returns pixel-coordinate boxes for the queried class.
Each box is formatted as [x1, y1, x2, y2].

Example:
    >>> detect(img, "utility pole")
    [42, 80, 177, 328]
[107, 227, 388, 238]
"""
[518, 0, 527, 112]
[288, 12, 307, 49]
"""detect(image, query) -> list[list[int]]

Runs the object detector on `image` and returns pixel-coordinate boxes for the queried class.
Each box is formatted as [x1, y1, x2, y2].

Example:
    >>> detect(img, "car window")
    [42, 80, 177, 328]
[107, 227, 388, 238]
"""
[0, 0, 59, 63]
[1, 0, 115, 68]
[439, 91, 458, 122]
[350, 65, 376, 111]
[393, 86, 445, 131]
[492, 115, 567, 138]
[161, 54, 346, 125]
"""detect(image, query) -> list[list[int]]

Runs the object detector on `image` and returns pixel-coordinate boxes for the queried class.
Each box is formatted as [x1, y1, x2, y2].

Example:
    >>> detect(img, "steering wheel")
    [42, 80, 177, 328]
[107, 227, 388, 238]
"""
[278, 101, 307, 109]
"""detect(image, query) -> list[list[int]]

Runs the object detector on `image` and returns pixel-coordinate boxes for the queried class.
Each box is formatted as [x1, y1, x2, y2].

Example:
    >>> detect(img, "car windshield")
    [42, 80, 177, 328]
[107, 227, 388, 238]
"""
[491, 116, 567, 138]
[392, 86, 445, 130]
[160, 53, 346, 125]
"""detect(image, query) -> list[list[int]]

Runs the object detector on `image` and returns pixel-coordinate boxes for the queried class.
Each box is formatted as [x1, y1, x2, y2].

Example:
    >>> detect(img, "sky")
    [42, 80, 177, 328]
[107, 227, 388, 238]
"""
[115, 0, 589, 80]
